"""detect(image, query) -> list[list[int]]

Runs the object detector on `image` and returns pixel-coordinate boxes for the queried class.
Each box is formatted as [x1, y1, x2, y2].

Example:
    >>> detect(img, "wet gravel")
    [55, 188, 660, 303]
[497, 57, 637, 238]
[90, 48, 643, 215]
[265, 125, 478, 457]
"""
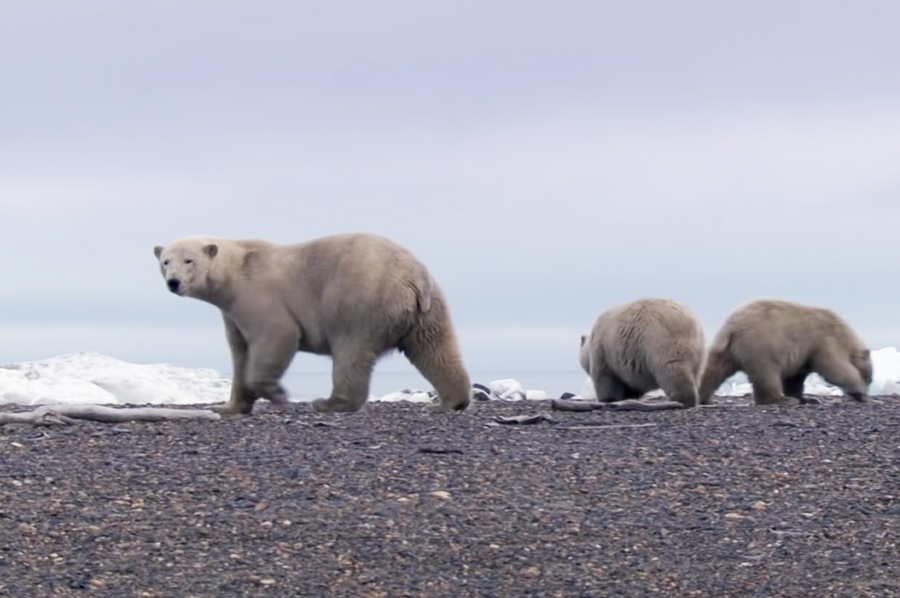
[1, 394, 900, 597]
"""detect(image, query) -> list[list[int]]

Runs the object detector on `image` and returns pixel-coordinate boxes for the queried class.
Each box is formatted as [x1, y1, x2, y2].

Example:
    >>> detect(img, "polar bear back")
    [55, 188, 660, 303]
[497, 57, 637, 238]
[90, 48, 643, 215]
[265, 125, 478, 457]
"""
[586, 298, 704, 390]
[201, 233, 438, 355]
[708, 298, 869, 373]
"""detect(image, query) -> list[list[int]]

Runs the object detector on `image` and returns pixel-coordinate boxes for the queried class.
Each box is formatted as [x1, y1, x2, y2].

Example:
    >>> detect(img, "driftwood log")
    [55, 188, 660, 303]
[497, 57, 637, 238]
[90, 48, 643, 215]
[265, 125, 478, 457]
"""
[557, 422, 659, 431]
[551, 398, 686, 412]
[0, 405, 221, 426]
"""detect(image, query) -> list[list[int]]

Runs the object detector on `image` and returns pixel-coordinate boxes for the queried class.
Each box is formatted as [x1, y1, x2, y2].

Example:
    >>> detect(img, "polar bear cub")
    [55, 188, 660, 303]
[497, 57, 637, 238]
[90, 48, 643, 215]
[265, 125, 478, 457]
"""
[580, 298, 705, 407]
[698, 298, 872, 406]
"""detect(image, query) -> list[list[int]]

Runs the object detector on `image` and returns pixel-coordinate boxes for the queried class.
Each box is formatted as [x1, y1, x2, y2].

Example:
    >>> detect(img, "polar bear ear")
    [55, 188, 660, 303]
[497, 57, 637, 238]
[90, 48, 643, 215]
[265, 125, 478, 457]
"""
[203, 244, 218, 258]
[153, 246, 163, 258]
[580, 334, 587, 347]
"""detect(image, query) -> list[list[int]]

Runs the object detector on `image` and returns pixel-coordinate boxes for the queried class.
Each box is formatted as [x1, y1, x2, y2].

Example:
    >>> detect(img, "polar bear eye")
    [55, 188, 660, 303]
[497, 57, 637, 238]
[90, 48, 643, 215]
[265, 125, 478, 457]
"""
[184, 259, 194, 265]
[162, 259, 170, 266]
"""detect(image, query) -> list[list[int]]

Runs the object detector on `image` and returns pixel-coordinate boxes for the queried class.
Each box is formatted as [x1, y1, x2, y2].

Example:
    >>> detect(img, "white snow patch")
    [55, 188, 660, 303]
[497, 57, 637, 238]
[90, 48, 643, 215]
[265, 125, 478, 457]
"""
[577, 346, 900, 400]
[0, 352, 230, 406]
[488, 378, 527, 401]
[373, 390, 434, 404]
[1, 347, 899, 407]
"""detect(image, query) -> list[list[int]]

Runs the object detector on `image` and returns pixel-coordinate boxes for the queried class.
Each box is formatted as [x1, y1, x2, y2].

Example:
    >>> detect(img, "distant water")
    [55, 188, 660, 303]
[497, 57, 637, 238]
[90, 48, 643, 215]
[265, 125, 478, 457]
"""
[280, 369, 588, 400]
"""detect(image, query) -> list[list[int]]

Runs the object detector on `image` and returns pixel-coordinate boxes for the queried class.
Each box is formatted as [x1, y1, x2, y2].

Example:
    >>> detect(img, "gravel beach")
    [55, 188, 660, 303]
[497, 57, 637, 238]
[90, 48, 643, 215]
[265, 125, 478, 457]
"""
[2, 394, 899, 597]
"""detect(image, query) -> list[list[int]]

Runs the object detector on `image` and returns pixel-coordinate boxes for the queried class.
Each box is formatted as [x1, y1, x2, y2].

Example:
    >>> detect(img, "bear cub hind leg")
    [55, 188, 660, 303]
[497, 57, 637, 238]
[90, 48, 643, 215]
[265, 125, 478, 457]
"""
[746, 366, 796, 406]
[592, 370, 631, 403]
[782, 371, 821, 405]
[656, 363, 699, 408]
[697, 349, 737, 406]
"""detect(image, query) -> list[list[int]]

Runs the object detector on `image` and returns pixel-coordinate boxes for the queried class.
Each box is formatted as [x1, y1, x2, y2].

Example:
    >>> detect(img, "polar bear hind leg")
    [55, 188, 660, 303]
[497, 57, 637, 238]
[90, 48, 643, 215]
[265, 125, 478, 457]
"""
[400, 323, 471, 412]
[312, 344, 380, 414]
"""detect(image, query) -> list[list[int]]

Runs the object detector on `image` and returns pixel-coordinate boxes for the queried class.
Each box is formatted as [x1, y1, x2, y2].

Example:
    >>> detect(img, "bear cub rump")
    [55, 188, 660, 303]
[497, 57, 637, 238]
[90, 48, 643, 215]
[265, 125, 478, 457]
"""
[698, 298, 872, 406]
[580, 298, 705, 408]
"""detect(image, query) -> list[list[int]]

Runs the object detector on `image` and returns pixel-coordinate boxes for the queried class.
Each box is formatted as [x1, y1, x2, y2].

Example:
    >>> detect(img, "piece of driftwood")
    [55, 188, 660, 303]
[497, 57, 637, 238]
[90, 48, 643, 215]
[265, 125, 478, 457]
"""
[417, 447, 465, 455]
[550, 399, 599, 412]
[551, 398, 685, 412]
[0, 405, 221, 426]
[493, 413, 557, 425]
[557, 422, 659, 431]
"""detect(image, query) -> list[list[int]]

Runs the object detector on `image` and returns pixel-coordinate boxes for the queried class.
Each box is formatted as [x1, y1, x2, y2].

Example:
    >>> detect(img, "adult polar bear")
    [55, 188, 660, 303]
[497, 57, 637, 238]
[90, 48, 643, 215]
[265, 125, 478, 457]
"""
[153, 233, 472, 415]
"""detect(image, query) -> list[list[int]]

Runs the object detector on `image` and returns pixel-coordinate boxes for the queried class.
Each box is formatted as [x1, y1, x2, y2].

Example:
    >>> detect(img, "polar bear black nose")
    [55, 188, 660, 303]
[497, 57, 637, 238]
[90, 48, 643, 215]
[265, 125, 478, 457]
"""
[167, 278, 181, 293]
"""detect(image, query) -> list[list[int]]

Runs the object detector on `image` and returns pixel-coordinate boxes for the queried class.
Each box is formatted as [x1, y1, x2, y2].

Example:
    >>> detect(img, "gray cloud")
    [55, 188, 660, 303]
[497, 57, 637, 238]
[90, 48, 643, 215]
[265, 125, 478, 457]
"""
[1, 0, 898, 379]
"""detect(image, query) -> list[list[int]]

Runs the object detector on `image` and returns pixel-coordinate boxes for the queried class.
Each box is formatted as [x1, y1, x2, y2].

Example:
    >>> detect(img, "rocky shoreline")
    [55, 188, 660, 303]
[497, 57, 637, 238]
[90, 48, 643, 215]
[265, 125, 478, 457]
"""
[1, 395, 899, 597]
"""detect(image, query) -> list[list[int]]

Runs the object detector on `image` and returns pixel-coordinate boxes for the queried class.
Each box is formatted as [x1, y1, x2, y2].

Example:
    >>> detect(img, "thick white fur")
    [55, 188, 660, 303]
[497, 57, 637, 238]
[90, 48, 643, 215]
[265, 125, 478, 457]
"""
[698, 298, 872, 406]
[580, 298, 705, 407]
[154, 233, 471, 415]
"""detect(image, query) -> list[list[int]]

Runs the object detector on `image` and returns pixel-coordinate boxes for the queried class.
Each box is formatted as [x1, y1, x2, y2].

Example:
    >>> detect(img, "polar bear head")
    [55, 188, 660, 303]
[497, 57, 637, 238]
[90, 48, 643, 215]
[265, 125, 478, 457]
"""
[851, 348, 873, 387]
[153, 237, 220, 299]
[579, 334, 591, 374]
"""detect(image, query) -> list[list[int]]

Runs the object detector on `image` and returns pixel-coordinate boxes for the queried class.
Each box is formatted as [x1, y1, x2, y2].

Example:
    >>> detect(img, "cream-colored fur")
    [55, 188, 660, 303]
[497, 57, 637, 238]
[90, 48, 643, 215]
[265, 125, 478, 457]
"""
[153, 233, 471, 415]
[698, 298, 872, 406]
[580, 298, 705, 407]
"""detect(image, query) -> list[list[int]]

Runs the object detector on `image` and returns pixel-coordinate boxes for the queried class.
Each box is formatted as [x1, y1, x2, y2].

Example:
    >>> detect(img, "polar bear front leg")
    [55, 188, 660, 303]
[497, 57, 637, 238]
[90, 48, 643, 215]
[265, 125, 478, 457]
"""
[812, 348, 869, 402]
[242, 327, 300, 413]
[213, 317, 258, 416]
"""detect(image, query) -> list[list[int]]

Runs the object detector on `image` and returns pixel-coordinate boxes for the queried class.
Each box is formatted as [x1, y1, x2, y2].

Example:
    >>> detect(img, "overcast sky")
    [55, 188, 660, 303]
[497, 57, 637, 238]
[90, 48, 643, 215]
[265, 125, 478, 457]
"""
[2, 0, 899, 380]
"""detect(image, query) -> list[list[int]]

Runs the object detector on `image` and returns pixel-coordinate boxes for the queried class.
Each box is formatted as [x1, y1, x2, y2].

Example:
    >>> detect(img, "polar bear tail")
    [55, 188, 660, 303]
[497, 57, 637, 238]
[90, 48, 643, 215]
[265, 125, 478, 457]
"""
[413, 272, 434, 314]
